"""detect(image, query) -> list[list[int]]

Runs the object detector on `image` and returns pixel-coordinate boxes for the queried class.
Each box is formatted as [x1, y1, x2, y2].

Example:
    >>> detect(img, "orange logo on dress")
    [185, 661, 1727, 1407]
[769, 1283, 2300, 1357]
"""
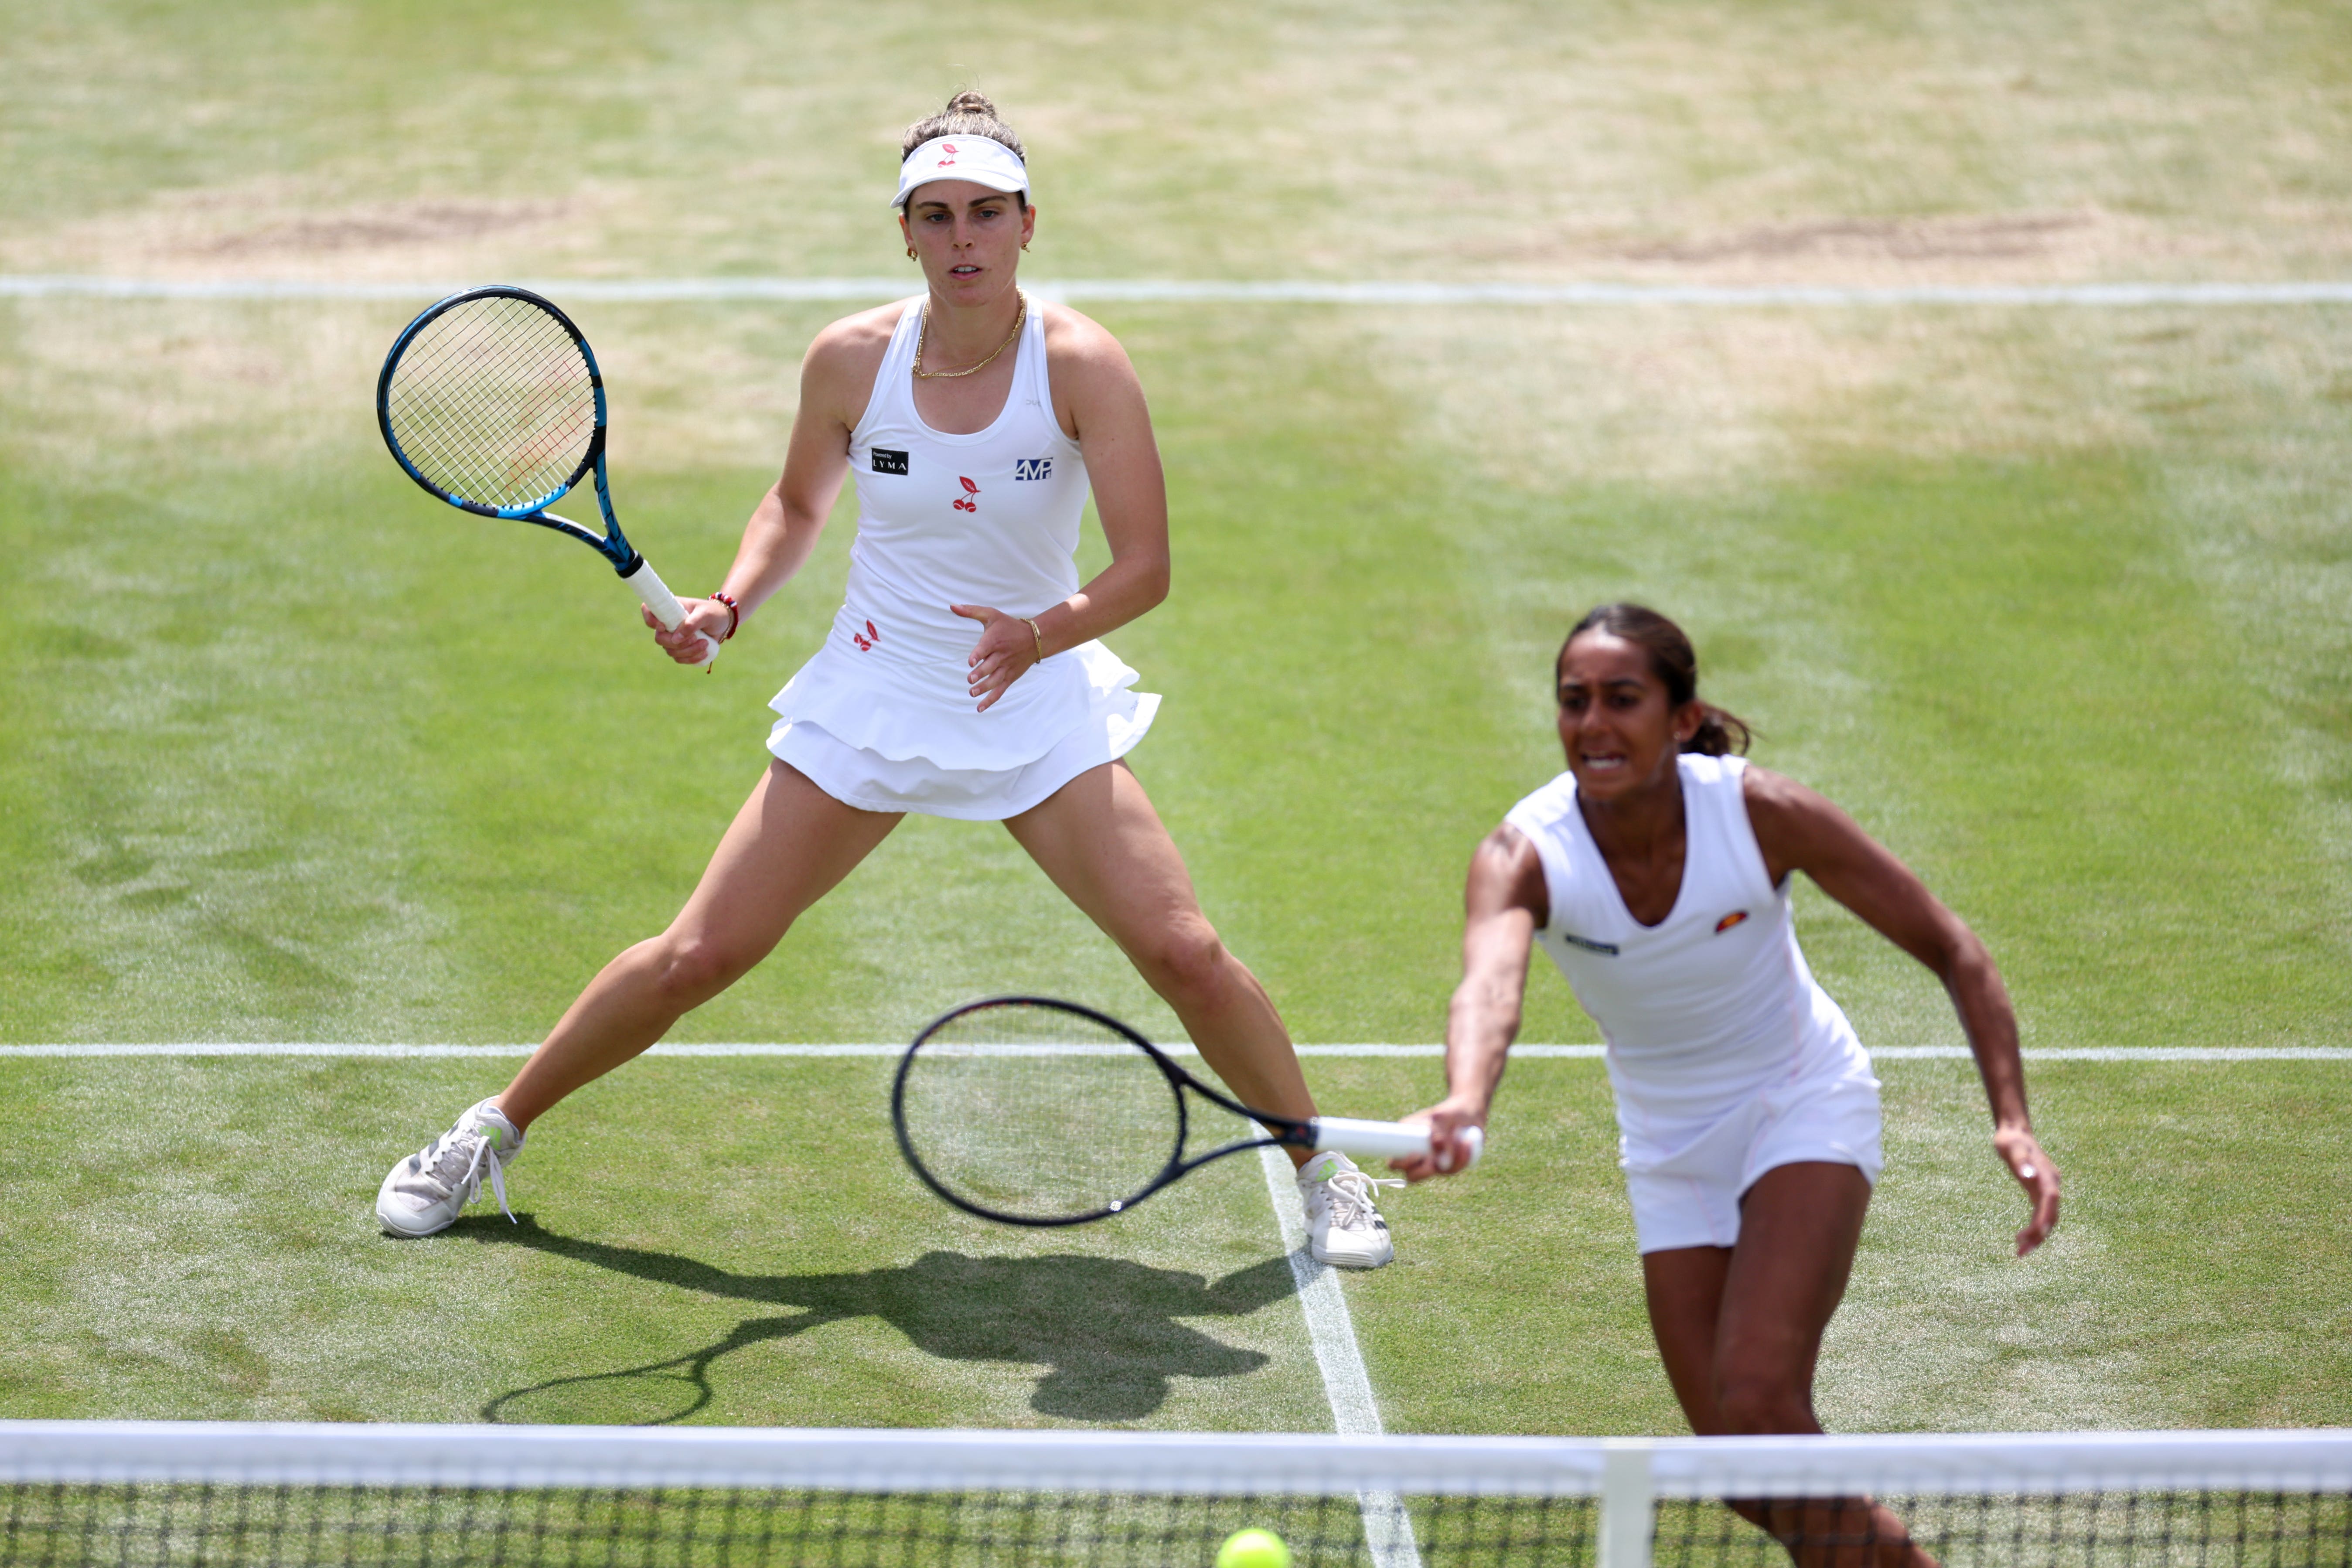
[1714, 910, 1749, 934]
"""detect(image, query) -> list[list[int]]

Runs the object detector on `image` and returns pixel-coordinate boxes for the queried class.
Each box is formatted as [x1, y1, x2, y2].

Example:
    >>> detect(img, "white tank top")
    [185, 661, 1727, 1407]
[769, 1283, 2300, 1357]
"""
[1505, 754, 1871, 1122]
[767, 298, 1138, 771]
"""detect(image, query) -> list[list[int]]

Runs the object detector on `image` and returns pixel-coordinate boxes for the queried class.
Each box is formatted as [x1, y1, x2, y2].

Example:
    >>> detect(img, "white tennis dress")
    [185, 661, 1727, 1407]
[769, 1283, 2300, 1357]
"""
[1505, 753, 1883, 1252]
[767, 299, 1158, 818]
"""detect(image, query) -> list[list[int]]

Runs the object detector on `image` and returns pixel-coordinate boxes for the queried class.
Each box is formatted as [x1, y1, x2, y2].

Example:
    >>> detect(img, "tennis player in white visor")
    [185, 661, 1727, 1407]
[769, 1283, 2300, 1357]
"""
[376, 92, 1399, 1270]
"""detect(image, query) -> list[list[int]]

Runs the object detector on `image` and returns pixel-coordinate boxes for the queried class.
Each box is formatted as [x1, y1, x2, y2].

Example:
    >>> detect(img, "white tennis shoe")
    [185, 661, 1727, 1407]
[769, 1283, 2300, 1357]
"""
[375, 1099, 524, 1237]
[1297, 1151, 1400, 1269]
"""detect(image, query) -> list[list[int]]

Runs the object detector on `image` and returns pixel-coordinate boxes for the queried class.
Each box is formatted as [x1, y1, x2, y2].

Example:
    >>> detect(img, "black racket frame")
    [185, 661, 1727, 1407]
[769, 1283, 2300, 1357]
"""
[375, 284, 649, 579]
[891, 994, 1322, 1227]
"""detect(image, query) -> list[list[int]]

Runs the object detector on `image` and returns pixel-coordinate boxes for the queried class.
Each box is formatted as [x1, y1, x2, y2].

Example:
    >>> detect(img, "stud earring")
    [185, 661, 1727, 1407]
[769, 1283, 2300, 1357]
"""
[907, 246, 917, 260]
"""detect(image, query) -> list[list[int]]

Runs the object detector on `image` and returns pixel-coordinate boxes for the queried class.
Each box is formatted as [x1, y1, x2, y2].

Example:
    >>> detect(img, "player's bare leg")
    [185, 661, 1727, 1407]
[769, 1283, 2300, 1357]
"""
[1005, 760, 1397, 1267]
[1643, 1162, 1934, 1568]
[379, 760, 902, 1236]
[499, 759, 903, 1128]
[1004, 759, 1313, 1156]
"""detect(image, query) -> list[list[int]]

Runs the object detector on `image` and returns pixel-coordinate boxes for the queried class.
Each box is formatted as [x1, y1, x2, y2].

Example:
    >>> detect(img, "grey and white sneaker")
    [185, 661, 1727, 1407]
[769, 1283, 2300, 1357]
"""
[375, 1099, 524, 1237]
[1298, 1151, 1400, 1269]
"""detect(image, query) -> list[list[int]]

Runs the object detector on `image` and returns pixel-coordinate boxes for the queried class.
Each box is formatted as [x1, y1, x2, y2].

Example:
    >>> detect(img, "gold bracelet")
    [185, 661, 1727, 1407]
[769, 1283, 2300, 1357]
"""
[1019, 617, 1045, 661]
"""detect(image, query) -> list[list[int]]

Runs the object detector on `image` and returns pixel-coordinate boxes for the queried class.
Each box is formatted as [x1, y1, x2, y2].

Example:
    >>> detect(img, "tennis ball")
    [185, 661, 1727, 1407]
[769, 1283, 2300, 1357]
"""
[1215, 1527, 1292, 1568]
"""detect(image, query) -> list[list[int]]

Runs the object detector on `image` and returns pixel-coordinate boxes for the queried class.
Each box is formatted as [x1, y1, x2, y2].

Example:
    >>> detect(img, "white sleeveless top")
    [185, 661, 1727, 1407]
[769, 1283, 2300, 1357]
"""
[767, 298, 1143, 773]
[1505, 754, 1871, 1127]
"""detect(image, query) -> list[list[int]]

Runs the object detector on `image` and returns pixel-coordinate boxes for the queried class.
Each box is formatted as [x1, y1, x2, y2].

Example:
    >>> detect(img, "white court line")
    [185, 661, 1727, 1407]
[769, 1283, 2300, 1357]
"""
[1869, 1046, 2352, 1061]
[3, 275, 2351, 306]
[1256, 1145, 1422, 1568]
[1, 1042, 2345, 1060]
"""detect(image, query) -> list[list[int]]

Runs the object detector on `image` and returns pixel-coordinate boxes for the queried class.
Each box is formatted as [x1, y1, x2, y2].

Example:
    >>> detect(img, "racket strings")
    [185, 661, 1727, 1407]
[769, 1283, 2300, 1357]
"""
[393, 301, 590, 496]
[392, 345, 586, 506]
[898, 1003, 1188, 1223]
[393, 306, 590, 506]
[385, 296, 598, 511]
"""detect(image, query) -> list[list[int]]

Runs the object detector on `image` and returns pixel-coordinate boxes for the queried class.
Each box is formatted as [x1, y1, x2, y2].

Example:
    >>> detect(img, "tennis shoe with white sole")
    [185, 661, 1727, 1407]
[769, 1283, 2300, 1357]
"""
[1298, 1151, 1400, 1268]
[376, 1099, 524, 1237]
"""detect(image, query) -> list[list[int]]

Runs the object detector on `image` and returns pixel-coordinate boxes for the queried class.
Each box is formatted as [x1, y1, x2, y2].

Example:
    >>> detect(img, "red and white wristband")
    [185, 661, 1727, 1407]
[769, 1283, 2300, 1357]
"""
[709, 591, 741, 642]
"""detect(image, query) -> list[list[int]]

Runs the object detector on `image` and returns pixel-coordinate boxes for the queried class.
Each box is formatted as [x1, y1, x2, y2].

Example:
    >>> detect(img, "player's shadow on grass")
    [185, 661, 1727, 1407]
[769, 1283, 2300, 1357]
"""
[467, 1217, 1299, 1425]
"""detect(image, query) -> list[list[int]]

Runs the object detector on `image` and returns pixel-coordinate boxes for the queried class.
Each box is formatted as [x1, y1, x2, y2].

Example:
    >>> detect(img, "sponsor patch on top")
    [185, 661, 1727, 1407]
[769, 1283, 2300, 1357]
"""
[1559, 931, 1621, 956]
[1714, 910, 1750, 934]
[871, 448, 909, 475]
[1014, 457, 1052, 481]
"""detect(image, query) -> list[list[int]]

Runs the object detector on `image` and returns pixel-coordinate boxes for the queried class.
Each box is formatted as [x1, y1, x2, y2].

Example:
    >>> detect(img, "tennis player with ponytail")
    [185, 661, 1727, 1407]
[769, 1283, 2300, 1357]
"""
[1397, 604, 2062, 1567]
[375, 91, 1398, 1267]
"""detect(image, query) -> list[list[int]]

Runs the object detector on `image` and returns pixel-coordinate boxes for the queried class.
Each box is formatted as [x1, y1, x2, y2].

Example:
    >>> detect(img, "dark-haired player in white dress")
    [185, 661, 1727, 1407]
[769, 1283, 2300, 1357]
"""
[374, 92, 1396, 1268]
[1398, 603, 2061, 1568]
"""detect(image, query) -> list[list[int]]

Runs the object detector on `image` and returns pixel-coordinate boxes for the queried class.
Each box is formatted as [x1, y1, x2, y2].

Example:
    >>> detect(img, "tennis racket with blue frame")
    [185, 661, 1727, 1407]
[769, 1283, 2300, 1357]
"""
[892, 995, 1483, 1227]
[375, 285, 716, 665]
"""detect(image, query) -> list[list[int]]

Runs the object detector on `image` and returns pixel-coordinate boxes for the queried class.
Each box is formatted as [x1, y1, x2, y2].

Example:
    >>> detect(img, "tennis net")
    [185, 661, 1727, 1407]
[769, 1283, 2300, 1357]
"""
[2, 1422, 2345, 1568]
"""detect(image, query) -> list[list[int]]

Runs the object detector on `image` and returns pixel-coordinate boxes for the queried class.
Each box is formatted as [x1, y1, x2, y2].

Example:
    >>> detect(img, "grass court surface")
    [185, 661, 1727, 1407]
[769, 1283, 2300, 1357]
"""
[3, 0, 2349, 1437]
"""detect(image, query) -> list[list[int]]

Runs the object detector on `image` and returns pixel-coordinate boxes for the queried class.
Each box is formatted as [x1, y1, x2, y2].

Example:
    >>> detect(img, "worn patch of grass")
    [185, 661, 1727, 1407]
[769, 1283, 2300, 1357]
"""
[0, 1057, 1329, 1428]
[6, 1, 2349, 282]
[8, 1056, 2342, 1433]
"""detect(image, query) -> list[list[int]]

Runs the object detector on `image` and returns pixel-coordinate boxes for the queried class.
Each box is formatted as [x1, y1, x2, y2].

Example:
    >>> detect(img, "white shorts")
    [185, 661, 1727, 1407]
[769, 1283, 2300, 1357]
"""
[1618, 1069, 1883, 1254]
[768, 692, 1158, 821]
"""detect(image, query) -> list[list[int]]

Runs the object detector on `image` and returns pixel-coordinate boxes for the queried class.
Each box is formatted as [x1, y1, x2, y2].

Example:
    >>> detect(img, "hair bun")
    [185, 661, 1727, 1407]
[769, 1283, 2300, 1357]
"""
[901, 92, 1025, 164]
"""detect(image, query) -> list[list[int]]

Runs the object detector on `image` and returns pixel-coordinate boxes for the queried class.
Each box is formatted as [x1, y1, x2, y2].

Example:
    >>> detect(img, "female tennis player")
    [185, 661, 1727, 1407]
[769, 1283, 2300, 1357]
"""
[375, 93, 1395, 1267]
[1396, 603, 2062, 1565]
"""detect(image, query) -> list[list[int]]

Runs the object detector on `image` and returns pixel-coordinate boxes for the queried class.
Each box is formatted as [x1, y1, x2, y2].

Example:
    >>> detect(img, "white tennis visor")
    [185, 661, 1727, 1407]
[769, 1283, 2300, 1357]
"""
[892, 136, 1029, 209]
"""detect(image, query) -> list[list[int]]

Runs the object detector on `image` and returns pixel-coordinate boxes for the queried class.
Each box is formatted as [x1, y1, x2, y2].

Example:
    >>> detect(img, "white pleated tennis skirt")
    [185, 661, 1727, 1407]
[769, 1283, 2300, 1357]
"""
[768, 685, 1159, 821]
[1617, 1063, 1884, 1254]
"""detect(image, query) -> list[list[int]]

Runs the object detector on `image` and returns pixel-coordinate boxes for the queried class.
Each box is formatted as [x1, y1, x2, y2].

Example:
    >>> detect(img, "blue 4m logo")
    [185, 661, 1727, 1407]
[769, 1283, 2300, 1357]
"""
[1014, 457, 1052, 481]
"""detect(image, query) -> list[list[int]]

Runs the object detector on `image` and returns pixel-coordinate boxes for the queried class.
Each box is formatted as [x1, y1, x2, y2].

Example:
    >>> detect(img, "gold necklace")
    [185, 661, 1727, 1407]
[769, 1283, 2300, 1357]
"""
[913, 292, 1026, 379]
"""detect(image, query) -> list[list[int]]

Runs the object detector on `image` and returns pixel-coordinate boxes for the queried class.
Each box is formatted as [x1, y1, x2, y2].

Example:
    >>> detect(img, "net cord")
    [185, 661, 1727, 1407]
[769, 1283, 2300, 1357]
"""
[2, 1424, 2345, 1499]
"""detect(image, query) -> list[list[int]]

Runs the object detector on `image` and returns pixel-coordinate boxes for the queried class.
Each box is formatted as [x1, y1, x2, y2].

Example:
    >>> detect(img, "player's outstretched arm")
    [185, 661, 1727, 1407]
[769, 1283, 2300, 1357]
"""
[1742, 765, 2061, 1256]
[1394, 825, 1546, 1182]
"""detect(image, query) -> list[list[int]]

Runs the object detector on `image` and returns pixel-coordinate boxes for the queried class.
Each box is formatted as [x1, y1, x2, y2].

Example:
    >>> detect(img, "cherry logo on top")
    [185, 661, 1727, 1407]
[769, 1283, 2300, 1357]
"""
[852, 618, 881, 653]
[937, 141, 958, 167]
[952, 476, 980, 512]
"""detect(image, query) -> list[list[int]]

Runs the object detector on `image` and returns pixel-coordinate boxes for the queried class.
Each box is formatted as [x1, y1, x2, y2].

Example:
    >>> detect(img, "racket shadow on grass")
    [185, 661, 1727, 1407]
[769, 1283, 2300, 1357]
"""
[466, 1216, 1298, 1425]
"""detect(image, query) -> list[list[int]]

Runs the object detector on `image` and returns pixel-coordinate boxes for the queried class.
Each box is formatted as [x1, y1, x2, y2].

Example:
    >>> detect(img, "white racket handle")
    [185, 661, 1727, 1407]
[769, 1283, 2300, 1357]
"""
[620, 557, 718, 667]
[1310, 1116, 1485, 1170]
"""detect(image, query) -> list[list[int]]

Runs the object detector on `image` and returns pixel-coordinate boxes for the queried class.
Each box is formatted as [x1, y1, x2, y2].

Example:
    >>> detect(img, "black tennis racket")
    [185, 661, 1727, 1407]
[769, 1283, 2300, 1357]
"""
[892, 995, 1483, 1227]
[375, 285, 716, 665]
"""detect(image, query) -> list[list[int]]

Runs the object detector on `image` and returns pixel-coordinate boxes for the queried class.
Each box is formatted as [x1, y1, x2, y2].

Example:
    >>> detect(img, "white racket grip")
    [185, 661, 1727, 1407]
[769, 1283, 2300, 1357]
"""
[619, 557, 718, 666]
[1310, 1116, 1485, 1169]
